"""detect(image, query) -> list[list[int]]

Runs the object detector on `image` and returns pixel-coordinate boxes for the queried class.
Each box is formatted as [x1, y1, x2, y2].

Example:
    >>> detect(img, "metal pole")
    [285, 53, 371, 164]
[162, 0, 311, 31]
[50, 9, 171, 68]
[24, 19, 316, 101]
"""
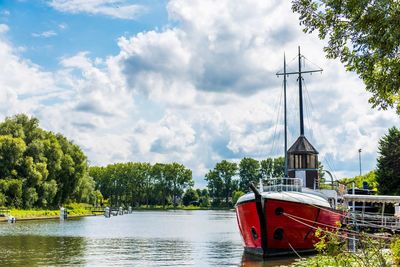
[359, 149, 362, 176]
[351, 181, 356, 252]
[284, 53, 288, 177]
[298, 46, 304, 136]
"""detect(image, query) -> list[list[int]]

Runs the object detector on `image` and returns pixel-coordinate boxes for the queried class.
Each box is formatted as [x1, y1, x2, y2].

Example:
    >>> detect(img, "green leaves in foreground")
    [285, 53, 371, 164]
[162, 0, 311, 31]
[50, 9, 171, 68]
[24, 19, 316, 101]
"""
[292, 0, 400, 114]
[293, 227, 393, 267]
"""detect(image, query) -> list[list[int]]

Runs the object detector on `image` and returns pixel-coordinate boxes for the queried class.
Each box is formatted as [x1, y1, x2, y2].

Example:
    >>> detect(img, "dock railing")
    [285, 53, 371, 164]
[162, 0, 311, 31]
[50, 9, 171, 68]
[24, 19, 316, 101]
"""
[262, 178, 303, 193]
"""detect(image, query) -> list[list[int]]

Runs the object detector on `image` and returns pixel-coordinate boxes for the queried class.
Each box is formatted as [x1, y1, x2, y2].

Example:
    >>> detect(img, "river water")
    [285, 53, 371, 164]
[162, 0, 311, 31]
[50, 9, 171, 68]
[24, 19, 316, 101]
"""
[0, 210, 297, 266]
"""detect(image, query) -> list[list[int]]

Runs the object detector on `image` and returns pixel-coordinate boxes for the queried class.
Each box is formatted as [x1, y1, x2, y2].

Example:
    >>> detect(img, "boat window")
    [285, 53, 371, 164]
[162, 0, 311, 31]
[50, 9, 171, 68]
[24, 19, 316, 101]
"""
[273, 228, 284, 240]
[251, 227, 258, 240]
[275, 207, 284, 215]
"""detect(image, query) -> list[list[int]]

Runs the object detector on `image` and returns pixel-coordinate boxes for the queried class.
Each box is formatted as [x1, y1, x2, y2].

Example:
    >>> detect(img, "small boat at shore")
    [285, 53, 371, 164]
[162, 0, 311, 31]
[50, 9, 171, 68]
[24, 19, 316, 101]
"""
[235, 47, 344, 257]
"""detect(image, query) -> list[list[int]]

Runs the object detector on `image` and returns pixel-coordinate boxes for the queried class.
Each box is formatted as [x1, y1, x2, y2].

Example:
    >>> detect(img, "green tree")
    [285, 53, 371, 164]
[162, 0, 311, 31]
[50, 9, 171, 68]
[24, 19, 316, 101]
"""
[292, 0, 400, 113]
[199, 188, 210, 207]
[151, 163, 170, 208]
[165, 163, 193, 207]
[0, 135, 26, 178]
[376, 127, 400, 195]
[205, 160, 238, 206]
[260, 157, 285, 178]
[238, 157, 260, 192]
[232, 190, 245, 206]
[182, 188, 199, 206]
[339, 170, 378, 191]
[0, 114, 92, 208]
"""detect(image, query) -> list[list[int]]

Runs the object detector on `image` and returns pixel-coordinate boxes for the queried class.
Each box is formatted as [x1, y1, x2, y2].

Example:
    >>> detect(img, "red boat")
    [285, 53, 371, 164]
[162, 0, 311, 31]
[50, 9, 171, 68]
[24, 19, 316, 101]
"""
[235, 47, 344, 257]
[235, 178, 343, 257]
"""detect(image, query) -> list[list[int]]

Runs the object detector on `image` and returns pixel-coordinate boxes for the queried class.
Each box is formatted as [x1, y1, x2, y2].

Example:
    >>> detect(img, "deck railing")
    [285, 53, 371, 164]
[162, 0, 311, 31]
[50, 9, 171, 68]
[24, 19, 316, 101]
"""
[261, 178, 303, 193]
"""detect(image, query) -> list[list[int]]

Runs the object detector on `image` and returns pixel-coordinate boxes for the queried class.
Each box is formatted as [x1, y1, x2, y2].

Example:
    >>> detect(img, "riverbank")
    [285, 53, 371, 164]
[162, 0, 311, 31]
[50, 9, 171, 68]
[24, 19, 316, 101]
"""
[0, 203, 96, 222]
[0, 205, 234, 222]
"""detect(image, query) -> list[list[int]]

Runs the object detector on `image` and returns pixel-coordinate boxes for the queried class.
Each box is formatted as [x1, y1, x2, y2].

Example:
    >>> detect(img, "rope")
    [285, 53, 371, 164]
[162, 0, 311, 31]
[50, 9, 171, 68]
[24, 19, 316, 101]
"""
[270, 84, 284, 157]
[288, 242, 303, 259]
[282, 211, 355, 241]
[279, 191, 399, 233]
[283, 212, 392, 241]
[283, 212, 354, 234]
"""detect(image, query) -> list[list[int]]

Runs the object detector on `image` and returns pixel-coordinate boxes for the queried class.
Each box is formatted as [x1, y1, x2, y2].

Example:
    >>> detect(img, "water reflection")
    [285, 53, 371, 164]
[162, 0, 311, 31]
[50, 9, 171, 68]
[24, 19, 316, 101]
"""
[241, 253, 297, 267]
[0, 235, 86, 266]
[0, 211, 301, 266]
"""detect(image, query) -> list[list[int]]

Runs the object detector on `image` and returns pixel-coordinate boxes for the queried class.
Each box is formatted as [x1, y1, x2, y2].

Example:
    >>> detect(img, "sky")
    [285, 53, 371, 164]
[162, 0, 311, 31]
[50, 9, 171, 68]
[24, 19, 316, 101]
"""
[0, 0, 399, 187]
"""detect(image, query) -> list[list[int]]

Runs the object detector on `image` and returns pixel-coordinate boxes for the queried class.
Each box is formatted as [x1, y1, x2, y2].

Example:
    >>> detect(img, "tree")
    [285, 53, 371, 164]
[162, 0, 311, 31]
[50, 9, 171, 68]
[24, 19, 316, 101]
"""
[339, 170, 378, 191]
[182, 188, 199, 206]
[376, 127, 400, 195]
[165, 163, 193, 207]
[151, 163, 170, 208]
[232, 190, 245, 206]
[0, 114, 92, 208]
[205, 160, 238, 206]
[238, 157, 260, 192]
[292, 0, 400, 114]
[198, 188, 210, 207]
[260, 157, 285, 178]
[89, 161, 195, 208]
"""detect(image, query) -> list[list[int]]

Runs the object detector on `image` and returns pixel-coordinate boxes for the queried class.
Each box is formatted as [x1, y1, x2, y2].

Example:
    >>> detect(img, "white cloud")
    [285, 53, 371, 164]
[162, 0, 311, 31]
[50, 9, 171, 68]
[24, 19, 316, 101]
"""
[58, 23, 68, 30]
[1, 10, 10, 16]
[48, 0, 145, 20]
[1, 0, 399, 187]
[0, 24, 9, 34]
[32, 30, 57, 38]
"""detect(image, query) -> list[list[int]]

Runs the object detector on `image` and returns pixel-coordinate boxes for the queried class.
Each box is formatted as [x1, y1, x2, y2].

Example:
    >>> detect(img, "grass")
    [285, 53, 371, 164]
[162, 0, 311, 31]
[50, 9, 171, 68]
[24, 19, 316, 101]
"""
[4, 203, 94, 219]
[1, 203, 233, 220]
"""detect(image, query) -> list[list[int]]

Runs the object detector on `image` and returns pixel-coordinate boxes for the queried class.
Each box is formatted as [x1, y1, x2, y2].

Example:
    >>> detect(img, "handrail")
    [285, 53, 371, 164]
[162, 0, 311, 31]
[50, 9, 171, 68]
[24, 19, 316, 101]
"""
[262, 177, 303, 192]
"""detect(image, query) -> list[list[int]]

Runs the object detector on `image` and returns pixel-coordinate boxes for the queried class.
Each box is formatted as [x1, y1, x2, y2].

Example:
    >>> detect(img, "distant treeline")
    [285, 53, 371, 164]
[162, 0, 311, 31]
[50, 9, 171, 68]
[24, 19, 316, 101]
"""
[90, 162, 194, 208]
[205, 157, 285, 207]
[0, 114, 97, 208]
[3, 114, 396, 211]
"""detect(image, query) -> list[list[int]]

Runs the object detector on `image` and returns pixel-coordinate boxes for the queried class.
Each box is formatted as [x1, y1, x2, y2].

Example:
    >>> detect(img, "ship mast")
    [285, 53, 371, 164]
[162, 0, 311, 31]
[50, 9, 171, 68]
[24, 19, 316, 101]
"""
[283, 53, 288, 177]
[276, 46, 322, 177]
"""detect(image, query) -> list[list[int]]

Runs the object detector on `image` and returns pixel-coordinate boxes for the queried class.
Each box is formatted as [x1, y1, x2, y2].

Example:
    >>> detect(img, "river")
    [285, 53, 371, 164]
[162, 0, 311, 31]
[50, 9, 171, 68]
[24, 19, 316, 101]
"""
[0, 210, 298, 266]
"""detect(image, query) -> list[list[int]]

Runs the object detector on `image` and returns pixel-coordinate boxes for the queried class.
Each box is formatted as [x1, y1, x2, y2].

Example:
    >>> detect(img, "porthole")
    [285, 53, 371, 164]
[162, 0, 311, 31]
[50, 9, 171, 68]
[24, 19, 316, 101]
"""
[273, 228, 284, 240]
[275, 207, 284, 215]
[251, 227, 258, 240]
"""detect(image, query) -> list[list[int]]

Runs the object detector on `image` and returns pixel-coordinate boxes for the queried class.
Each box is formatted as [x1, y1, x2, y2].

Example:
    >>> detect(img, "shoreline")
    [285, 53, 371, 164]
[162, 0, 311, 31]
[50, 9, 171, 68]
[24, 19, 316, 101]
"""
[0, 213, 99, 223]
[0, 207, 234, 223]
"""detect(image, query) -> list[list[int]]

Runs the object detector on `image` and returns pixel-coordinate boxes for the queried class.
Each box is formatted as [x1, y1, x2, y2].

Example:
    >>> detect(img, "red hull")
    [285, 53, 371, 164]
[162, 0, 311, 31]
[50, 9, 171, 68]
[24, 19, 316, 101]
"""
[236, 198, 342, 257]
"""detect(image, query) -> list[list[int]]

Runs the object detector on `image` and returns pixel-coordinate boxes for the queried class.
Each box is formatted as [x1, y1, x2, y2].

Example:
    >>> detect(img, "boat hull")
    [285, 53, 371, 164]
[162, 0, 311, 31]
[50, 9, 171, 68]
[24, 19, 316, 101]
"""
[236, 197, 342, 257]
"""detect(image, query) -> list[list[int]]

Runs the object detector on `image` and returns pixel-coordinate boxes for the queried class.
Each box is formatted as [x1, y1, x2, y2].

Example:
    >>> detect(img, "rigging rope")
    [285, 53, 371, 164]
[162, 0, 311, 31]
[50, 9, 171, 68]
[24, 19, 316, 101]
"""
[270, 81, 284, 157]
[282, 212, 392, 241]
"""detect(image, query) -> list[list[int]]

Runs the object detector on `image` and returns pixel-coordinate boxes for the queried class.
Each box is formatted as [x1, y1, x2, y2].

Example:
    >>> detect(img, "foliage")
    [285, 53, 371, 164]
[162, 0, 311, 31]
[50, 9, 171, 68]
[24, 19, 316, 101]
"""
[294, 228, 392, 267]
[182, 188, 199, 206]
[260, 157, 284, 178]
[391, 236, 400, 265]
[292, 0, 400, 114]
[90, 162, 194, 208]
[0, 114, 93, 208]
[339, 170, 378, 191]
[376, 127, 400, 195]
[238, 157, 260, 192]
[205, 160, 238, 207]
[231, 190, 245, 205]
[198, 188, 210, 207]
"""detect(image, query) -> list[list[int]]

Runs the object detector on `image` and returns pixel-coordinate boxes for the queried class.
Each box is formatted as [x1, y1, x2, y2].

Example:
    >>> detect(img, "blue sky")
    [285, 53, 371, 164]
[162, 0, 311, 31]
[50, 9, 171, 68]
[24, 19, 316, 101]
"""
[1, 0, 169, 69]
[0, 0, 399, 187]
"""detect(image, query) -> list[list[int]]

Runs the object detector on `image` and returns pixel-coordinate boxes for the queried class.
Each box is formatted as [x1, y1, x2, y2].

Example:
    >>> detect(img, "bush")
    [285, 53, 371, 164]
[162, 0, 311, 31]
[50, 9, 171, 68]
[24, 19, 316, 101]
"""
[391, 236, 400, 265]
